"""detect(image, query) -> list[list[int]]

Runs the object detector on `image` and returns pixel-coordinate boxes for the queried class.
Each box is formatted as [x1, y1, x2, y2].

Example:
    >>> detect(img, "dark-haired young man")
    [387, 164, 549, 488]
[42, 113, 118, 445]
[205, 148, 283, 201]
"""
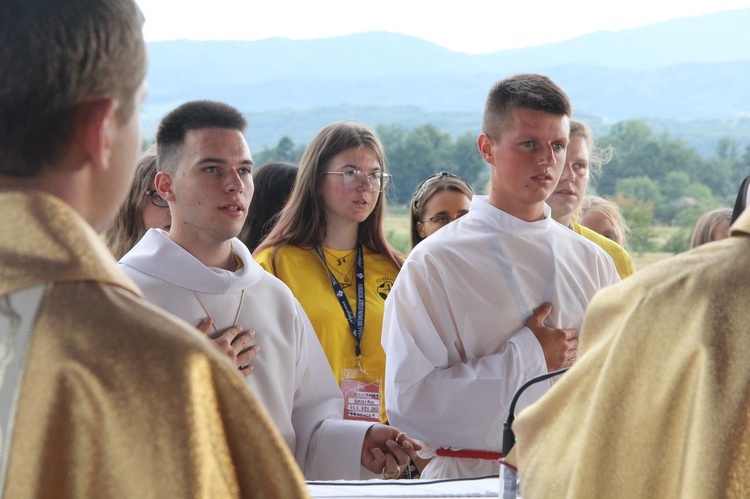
[119, 100, 419, 480]
[382, 73, 619, 479]
[0, 1, 307, 496]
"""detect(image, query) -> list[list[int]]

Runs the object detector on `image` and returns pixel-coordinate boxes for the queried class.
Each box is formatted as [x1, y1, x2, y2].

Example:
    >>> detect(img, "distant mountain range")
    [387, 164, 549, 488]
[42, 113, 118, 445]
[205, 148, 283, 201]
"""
[142, 8, 750, 153]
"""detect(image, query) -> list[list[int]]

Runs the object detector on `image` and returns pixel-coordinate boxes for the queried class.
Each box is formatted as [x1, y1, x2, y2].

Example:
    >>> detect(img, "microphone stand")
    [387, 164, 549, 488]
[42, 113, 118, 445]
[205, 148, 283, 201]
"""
[501, 367, 569, 498]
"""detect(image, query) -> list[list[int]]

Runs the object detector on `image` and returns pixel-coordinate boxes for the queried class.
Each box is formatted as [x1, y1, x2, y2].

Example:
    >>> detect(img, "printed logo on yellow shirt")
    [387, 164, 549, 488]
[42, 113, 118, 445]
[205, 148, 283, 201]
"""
[376, 276, 394, 300]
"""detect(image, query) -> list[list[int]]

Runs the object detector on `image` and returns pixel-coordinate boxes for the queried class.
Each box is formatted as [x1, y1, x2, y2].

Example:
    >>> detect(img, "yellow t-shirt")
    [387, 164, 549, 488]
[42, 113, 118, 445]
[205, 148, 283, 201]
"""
[255, 244, 399, 422]
[572, 222, 635, 278]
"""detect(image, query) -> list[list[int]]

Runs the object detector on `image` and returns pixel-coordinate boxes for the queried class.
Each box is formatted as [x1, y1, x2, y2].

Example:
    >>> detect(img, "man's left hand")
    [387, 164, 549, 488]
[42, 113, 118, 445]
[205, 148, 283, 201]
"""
[361, 425, 421, 479]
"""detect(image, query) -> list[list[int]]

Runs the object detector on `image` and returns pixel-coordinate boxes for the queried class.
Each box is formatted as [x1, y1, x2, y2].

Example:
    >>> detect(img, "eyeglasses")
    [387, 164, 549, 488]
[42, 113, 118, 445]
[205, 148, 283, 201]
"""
[325, 170, 392, 193]
[421, 213, 467, 226]
[144, 190, 169, 208]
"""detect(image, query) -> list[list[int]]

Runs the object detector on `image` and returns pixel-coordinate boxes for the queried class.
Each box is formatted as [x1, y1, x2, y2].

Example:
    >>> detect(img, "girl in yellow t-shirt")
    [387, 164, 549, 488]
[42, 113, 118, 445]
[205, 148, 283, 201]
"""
[254, 121, 403, 423]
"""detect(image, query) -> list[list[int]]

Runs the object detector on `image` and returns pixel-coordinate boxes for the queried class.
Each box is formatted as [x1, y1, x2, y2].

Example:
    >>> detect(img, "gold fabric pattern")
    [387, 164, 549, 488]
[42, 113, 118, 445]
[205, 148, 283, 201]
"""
[512, 208, 750, 498]
[0, 190, 310, 498]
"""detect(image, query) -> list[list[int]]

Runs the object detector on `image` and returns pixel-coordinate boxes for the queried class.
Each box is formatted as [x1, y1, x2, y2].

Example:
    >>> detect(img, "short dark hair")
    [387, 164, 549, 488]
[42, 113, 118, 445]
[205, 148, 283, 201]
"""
[481, 73, 571, 140]
[0, 0, 146, 177]
[156, 100, 248, 174]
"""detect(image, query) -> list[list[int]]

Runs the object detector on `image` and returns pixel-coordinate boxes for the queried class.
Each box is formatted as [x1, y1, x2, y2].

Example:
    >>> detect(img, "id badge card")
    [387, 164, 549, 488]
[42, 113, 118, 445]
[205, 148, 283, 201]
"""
[341, 368, 382, 422]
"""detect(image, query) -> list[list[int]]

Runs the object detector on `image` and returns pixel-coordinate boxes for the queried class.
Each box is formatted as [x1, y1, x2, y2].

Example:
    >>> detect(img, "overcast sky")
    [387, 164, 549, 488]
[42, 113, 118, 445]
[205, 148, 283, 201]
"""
[136, 0, 750, 54]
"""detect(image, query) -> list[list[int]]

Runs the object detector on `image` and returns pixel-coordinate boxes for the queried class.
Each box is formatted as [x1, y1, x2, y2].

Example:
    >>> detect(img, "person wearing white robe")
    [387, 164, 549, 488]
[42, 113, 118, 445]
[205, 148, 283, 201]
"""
[119, 229, 374, 479]
[117, 100, 417, 481]
[382, 197, 619, 478]
[382, 74, 620, 479]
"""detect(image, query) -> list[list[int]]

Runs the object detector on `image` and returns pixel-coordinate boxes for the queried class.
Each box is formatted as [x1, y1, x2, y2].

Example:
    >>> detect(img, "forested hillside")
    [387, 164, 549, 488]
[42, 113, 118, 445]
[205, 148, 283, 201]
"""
[253, 119, 750, 253]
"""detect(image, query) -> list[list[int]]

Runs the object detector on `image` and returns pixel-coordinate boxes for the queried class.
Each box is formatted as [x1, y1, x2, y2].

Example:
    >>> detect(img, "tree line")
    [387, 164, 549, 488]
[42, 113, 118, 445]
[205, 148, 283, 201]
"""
[253, 119, 750, 253]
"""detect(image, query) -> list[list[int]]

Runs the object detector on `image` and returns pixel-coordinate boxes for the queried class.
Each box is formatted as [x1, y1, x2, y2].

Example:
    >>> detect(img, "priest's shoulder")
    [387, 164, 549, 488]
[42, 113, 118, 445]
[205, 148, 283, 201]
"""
[93, 280, 224, 354]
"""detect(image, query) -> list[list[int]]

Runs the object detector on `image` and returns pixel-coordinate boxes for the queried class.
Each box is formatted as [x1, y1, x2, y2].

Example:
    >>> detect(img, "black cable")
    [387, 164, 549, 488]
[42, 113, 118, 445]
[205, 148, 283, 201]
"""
[502, 367, 569, 456]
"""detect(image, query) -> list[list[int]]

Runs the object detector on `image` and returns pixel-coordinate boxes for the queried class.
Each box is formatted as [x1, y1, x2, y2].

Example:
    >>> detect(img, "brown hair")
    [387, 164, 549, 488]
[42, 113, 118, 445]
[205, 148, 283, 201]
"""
[482, 73, 571, 140]
[410, 172, 474, 247]
[105, 148, 158, 260]
[254, 121, 403, 269]
[239, 162, 298, 252]
[0, 0, 146, 176]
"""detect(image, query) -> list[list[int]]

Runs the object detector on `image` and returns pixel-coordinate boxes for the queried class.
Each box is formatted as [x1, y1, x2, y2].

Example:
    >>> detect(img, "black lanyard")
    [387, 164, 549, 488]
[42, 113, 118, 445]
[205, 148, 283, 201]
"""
[315, 242, 365, 357]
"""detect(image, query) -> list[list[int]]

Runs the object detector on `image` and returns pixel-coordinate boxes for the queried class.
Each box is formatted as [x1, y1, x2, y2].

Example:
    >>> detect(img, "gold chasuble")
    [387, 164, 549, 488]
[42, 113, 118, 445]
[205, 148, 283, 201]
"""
[512, 208, 750, 498]
[0, 191, 309, 498]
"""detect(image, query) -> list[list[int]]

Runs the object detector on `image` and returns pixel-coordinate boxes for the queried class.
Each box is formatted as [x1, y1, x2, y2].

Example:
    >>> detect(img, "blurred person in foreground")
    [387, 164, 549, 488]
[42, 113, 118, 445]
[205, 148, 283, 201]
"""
[0, 1, 307, 497]
[511, 205, 750, 497]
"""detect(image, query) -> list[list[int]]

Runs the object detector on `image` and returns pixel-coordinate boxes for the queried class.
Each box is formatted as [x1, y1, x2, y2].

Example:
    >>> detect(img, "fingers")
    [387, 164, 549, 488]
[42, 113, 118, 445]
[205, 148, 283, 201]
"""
[379, 452, 402, 480]
[566, 328, 579, 342]
[196, 316, 213, 337]
[526, 302, 552, 330]
[213, 327, 255, 355]
[236, 345, 259, 376]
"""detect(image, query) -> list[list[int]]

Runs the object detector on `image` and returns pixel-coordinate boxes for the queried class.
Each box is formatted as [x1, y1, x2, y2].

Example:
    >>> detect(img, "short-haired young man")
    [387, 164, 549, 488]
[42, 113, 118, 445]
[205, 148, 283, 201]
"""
[381, 73, 619, 479]
[0, 1, 307, 497]
[119, 100, 419, 480]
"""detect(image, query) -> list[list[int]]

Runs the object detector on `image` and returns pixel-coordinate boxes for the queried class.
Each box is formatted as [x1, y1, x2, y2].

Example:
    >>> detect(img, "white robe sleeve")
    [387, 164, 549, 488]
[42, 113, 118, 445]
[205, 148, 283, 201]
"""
[382, 260, 549, 452]
[289, 302, 373, 480]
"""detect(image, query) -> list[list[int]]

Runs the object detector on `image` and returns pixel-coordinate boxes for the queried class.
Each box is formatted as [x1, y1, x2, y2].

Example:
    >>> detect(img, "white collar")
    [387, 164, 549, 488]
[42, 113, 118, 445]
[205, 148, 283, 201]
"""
[118, 229, 264, 293]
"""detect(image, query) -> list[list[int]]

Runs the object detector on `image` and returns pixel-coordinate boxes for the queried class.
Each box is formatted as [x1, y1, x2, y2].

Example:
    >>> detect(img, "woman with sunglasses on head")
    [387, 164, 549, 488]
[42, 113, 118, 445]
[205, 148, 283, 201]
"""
[410, 172, 474, 248]
[255, 121, 403, 425]
[106, 147, 171, 260]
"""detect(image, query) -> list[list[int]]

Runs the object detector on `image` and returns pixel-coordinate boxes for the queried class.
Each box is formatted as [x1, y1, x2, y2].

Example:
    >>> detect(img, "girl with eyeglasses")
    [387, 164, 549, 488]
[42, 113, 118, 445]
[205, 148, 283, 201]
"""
[254, 121, 402, 424]
[105, 147, 171, 260]
[410, 172, 474, 248]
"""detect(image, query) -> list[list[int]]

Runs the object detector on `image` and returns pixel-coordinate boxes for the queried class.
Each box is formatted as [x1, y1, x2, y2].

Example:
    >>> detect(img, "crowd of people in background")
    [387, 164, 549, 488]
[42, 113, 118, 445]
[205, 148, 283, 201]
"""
[2, 1, 748, 497]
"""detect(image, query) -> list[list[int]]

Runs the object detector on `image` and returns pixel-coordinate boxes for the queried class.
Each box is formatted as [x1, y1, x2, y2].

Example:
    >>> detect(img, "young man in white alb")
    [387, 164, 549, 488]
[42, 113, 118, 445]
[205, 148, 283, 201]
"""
[382, 73, 619, 479]
[119, 100, 419, 480]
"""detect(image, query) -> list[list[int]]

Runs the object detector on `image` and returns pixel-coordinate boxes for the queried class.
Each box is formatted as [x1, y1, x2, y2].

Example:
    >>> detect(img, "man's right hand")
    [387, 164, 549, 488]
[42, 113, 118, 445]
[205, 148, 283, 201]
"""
[197, 317, 259, 377]
[525, 303, 578, 371]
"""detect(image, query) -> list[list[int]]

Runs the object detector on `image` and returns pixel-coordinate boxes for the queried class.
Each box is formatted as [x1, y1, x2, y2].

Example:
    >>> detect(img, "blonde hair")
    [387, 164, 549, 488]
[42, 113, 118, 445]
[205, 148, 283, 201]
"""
[105, 146, 158, 259]
[690, 208, 732, 249]
[577, 195, 630, 248]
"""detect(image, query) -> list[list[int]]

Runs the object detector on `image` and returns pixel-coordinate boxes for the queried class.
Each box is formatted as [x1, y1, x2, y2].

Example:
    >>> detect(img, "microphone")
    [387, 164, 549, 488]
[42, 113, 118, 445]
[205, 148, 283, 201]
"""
[500, 367, 569, 498]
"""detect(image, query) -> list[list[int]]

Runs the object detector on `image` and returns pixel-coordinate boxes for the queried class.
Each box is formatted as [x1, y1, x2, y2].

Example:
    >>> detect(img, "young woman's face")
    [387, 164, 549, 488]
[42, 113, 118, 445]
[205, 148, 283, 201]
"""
[141, 184, 172, 232]
[320, 146, 381, 227]
[417, 189, 471, 239]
